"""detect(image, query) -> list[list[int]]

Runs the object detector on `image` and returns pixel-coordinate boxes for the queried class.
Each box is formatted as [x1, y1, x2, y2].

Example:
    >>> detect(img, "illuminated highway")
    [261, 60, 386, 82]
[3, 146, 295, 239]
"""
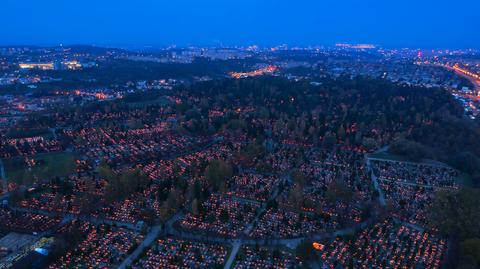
[452, 64, 480, 93]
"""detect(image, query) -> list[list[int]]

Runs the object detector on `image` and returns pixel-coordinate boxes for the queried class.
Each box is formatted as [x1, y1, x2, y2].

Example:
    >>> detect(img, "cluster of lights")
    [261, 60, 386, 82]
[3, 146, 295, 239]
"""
[19, 63, 54, 70]
[335, 43, 376, 49]
[63, 60, 82, 70]
[230, 65, 278, 79]
[73, 89, 108, 99]
[19, 60, 83, 70]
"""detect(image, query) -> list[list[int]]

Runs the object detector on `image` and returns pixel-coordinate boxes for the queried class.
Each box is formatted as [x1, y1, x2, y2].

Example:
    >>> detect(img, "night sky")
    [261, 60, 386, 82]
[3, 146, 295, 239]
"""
[1, 0, 479, 49]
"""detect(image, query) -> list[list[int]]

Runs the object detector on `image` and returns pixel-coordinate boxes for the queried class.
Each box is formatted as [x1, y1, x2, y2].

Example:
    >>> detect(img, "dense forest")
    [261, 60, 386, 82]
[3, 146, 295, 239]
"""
[37, 58, 257, 84]
[181, 76, 479, 174]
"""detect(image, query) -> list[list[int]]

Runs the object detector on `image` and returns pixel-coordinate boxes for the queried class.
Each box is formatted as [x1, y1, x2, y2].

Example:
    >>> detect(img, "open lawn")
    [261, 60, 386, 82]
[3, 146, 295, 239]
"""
[2, 152, 78, 185]
[457, 173, 474, 187]
[367, 151, 408, 162]
[5, 128, 53, 139]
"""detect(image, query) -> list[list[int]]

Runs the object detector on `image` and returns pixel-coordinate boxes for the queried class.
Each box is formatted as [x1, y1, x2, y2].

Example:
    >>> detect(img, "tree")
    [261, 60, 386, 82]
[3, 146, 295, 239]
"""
[98, 162, 115, 181]
[158, 203, 170, 221]
[296, 240, 317, 262]
[157, 187, 170, 202]
[460, 238, 480, 267]
[205, 159, 232, 191]
[219, 208, 229, 223]
[102, 166, 149, 202]
[291, 170, 306, 187]
[390, 138, 430, 162]
[57, 179, 74, 195]
[326, 178, 352, 203]
[362, 137, 377, 151]
[428, 188, 480, 240]
[354, 131, 363, 146]
[451, 152, 480, 176]
[76, 193, 96, 215]
[9, 189, 25, 206]
[322, 132, 337, 149]
[289, 184, 304, 211]
[190, 180, 203, 201]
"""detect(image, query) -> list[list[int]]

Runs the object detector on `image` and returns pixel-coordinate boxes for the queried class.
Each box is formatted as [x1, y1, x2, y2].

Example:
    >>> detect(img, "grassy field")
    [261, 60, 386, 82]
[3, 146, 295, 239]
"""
[457, 173, 474, 187]
[5, 128, 53, 139]
[3, 152, 78, 185]
[367, 151, 408, 162]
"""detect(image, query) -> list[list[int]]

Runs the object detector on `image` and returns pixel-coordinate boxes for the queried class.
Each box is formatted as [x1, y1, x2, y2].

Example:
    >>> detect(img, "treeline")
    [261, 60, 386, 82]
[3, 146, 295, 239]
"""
[31, 57, 258, 85]
[184, 76, 480, 183]
[391, 114, 480, 184]
[98, 164, 149, 202]
[429, 188, 480, 269]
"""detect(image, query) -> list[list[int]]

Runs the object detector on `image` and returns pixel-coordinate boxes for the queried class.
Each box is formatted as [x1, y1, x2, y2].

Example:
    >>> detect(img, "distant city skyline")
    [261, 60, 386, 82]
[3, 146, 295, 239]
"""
[1, 0, 479, 49]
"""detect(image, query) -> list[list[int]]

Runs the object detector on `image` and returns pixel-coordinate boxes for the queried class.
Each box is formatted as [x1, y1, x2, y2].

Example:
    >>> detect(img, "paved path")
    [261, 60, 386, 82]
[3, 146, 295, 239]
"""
[367, 156, 450, 168]
[373, 145, 389, 154]
[223, 239, 241, 269]
[117, 225, 162, 269]
[60, 215, 74, 225]
[165, 210, 185, 235]
[365, 157, 386, 206]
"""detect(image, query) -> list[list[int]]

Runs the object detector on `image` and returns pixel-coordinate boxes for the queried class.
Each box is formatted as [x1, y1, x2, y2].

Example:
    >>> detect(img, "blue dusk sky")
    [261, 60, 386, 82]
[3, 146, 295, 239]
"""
[1, 0, 479, 49]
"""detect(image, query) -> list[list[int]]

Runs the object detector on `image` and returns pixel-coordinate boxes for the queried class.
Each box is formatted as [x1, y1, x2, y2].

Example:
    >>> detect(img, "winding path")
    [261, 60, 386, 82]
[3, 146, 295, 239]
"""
[365, 157, 386, 206]
[116, 225, 162, 269]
